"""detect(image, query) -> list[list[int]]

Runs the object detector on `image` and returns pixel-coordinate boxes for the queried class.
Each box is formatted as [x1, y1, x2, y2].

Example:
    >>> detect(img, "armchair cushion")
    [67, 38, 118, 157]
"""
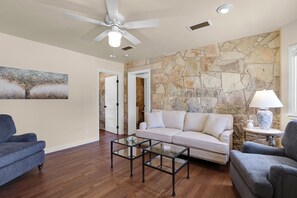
[282, 120, 297, 161]
[242, 141, 286, 157]
[0, 141, 46, 168]
[268, 164, 297, 198]
[8, 133, 37, 142]
[0, 115, 16, 143]
[231, 150, 297, 198]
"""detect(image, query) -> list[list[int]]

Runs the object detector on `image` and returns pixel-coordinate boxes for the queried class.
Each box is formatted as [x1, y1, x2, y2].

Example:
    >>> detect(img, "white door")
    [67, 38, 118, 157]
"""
[105, 75, 118, 134]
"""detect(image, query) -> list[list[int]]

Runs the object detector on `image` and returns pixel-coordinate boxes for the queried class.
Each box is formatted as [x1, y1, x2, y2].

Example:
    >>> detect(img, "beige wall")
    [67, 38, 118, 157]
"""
[0, 33, 124, 153]
[280, 19, 297, 129]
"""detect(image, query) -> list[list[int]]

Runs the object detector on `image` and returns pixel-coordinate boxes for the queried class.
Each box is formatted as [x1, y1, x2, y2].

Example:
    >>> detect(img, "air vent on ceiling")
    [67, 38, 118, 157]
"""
[187, 19, 213, 31]
[122, 46, 134, 51]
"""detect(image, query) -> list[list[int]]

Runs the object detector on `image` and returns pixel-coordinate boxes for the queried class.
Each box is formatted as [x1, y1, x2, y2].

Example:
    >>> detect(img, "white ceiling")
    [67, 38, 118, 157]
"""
[0, 0, 297, 63]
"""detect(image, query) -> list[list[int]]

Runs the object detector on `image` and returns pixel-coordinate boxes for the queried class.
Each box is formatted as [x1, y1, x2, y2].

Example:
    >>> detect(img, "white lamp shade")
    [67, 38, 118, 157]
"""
[108, 31, 122, 48]
[249, 90, 283, 108]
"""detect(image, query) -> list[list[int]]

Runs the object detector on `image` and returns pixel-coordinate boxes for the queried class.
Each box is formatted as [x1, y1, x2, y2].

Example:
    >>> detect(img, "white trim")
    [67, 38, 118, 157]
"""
[288, 44, 297, 116]
[97, 69, 124, 135]
[128, 69, 151, 135]
[45, 137, 99, 154]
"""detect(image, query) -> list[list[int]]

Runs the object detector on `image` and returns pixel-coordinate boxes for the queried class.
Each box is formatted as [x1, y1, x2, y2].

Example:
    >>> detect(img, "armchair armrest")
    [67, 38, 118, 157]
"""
[139, 122, 147, 130]
[242, 141, 286, 156]
[8, 133, 37, 142]
[219, 130, 234, 151]
[268, 165, 297, 198]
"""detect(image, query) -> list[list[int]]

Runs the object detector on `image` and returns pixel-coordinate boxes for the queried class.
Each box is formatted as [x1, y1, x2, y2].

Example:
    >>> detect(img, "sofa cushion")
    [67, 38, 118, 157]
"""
[136, 128, 182, 143]
[0, 141, 46, 168]
[184, 113, 209, 132]
[231, 150, 297, 198]
[203, 114, 228, 138]
[162, 110, 186, 130]
[209, 113, 233, 130]
[172, 131, 228, 154]
[0, 115, 16, 143]
[145, 111, 165, 129]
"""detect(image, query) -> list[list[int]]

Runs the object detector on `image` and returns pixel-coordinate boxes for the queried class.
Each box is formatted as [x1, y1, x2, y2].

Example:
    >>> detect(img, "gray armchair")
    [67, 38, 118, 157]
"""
[0, 114, 45, 186]
[230, 120, 297, 198]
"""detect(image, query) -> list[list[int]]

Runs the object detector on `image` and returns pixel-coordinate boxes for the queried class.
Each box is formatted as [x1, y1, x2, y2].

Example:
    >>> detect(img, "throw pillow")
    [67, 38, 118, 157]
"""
[203, 114, 228, 138]
[146, 111, 165, 129]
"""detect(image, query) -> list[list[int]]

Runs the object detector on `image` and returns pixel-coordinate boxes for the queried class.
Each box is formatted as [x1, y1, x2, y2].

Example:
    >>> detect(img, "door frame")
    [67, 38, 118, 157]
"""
[97, 69, 124, 135]
[128, 69, 151, 135]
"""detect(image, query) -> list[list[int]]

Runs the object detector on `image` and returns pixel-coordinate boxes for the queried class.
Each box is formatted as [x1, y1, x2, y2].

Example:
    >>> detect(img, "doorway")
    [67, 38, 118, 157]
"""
[128, 69, 151, 135]
[99, 72, 119, 135]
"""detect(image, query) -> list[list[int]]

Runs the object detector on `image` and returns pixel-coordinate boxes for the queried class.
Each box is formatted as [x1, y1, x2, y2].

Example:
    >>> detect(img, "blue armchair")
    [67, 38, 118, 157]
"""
[230, 120, 297, 198]
[0, 114, 45, 186]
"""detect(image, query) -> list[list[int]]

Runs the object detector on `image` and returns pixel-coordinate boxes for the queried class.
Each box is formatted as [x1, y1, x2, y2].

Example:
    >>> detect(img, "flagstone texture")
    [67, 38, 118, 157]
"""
[124, 31, 280, 149]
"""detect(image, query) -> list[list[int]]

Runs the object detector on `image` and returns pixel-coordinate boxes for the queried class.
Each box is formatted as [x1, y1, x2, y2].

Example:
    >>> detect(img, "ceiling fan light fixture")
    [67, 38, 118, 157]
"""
[108, 31, 122, 48]
[217, 4, 233, 14]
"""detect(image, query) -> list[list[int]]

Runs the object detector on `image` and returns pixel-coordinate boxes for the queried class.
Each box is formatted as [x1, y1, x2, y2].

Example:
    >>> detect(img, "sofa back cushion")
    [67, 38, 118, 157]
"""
[162, 110, 186, 130]
[184, 113, 209, 132]
[145, 111, 165, 129]
[213, 113, 234, 130]
[202, 114, 233, 138]
[282, 120, 297, 161]
[0, 114, 16, 143]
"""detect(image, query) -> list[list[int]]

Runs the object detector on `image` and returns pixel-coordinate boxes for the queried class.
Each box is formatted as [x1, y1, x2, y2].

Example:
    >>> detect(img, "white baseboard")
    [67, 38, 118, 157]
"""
[44, 137, 99, 154]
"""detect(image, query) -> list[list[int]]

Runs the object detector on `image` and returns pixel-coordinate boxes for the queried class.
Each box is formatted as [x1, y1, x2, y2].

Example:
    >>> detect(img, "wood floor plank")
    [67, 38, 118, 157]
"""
[0, 131, 240, 197]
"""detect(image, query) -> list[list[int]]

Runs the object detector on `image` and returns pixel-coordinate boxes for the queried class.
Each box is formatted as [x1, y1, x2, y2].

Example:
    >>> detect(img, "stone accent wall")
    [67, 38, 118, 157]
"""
[125, 31, 280, 149]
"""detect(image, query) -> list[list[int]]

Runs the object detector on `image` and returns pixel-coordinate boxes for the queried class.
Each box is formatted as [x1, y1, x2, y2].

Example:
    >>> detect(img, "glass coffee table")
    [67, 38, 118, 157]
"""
[142, 142, 190, 196]
[111, 136, 151, 177]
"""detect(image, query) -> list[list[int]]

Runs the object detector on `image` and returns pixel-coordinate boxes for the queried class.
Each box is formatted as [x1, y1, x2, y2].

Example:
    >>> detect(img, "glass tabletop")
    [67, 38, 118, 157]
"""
[113, 136, 150, 147]
[144, 142, 188, 158]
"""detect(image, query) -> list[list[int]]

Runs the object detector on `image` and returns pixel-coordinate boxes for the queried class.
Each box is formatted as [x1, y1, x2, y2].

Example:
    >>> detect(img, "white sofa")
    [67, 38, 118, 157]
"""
[136, 110, 234, 165]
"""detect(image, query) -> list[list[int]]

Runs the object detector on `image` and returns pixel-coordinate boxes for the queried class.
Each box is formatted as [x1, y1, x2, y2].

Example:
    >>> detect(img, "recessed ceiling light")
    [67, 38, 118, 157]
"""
[217, 4, 233, 14]
[124, 54, 129, 57]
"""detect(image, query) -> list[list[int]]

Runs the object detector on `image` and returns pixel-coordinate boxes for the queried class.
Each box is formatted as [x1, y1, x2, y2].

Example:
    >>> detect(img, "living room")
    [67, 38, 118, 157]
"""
[0, 0, 297, 197]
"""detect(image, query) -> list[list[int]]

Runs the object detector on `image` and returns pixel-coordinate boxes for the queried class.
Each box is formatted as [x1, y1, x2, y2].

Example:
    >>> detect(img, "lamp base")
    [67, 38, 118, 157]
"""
[257, 109, 273, 130]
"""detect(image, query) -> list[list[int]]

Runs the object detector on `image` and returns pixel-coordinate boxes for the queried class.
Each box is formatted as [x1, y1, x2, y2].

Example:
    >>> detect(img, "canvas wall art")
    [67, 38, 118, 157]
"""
[0, 66, 68, 99]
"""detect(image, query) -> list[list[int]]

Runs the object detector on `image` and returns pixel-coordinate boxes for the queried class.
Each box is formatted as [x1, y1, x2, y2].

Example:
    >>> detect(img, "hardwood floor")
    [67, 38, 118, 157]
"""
[0, 131, 240, 198]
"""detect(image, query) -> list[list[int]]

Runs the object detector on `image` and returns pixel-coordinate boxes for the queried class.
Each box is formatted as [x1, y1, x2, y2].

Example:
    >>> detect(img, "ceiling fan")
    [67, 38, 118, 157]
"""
[65, 0, 160, 48]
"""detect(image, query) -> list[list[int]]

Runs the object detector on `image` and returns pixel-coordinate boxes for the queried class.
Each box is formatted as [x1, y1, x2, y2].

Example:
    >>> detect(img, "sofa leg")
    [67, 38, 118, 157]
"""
[38, 164, 44, 171]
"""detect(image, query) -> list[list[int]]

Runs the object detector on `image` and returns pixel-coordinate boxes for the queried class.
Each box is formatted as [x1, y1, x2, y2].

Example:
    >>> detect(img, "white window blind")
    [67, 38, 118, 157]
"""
[289, 44, 297, 117]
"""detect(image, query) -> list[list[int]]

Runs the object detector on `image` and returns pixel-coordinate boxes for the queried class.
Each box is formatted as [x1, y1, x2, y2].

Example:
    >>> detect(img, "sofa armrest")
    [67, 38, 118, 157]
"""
[219, 129, 234, 150]
[242, 141, 286, 156]
[8, 133, 37, 142]
[139, 122, 147, 130]
[268, 165, 297, 198]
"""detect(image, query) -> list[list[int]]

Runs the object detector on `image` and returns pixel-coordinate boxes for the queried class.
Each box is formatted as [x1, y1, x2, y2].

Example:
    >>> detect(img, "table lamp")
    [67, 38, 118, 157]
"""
[249, 90, 283, 130]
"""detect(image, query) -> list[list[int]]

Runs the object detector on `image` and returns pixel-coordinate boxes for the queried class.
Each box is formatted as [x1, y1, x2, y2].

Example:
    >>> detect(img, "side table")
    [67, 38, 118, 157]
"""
[243, 127, 284, 146]
[111, 136, 151, 177]
[142, 142, 190, 197]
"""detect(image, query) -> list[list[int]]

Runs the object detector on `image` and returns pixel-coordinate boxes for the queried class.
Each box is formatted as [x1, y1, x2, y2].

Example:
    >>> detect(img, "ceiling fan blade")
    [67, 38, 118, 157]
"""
[65, 12, 107, 26]
[122, 30, 141, 45]
[105, 0, 118, 20]
[123, 19, 159, 29]
[94, 30, 109, 41]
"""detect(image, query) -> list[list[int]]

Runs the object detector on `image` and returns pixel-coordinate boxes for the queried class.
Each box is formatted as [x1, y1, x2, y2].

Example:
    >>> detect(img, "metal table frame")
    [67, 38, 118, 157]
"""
[111, 137, 151, 177]
[142, 142, 190, 196]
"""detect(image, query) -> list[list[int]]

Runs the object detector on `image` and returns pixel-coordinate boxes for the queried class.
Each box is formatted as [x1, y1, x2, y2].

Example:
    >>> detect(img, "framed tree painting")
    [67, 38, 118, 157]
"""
[0, 66, 68, 99]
